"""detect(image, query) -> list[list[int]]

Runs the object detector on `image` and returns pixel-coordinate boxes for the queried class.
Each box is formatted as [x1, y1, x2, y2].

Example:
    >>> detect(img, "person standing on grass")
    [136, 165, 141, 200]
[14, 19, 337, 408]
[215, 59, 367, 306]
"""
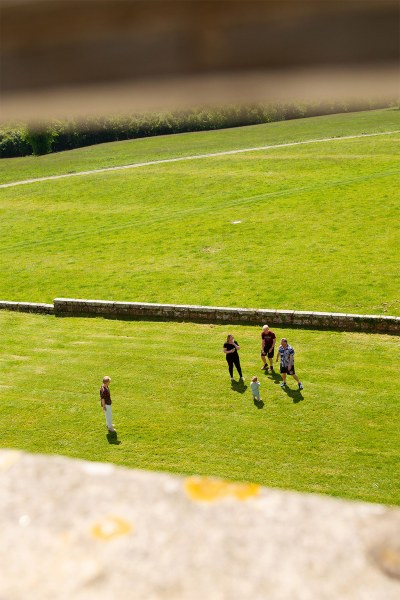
[100, 376, 116, 433]
[261, 324, 276, 371]
[250, 376, 261, 402]
[276, 338, 303, 390]
[223, 334, 244, 381]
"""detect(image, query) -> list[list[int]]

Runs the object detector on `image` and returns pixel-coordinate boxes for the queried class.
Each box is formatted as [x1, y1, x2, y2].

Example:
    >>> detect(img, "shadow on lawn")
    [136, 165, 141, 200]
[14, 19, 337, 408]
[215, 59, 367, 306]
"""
[106, 431, 121, 445]
[253, 399, 264, 410]
[281, 386, 304, 404]
[231, 379, 247, 394]
[266, 369, 304, 403]
[262, 369, 303, 403]
[265, 369, 281, 383]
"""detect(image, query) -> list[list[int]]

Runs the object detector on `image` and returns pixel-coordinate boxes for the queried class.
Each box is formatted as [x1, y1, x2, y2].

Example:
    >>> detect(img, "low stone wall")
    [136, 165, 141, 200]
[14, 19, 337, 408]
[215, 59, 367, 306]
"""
[0, 300, 54, 315]
[53, 298, 400, 334]
[1, 449, 399, 600]
[1, 298, 398, 333]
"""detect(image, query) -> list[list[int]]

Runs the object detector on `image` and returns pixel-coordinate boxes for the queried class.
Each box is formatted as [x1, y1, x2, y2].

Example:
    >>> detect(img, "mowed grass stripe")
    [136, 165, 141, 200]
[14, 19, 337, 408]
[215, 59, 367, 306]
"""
[1, 128, 399, 189]
[1, 124, 399, 315]
[1, 166, 398, 253]
[1, 312, 399, 505]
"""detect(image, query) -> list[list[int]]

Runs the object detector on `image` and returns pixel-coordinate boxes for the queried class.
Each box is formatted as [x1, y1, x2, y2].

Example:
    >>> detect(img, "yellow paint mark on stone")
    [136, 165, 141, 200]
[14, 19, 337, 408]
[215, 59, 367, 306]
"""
[376, 546, 400, 580]
[0, 450, 21, 470]
[91, 516, 134, 541]
[184, 476, 260, 502]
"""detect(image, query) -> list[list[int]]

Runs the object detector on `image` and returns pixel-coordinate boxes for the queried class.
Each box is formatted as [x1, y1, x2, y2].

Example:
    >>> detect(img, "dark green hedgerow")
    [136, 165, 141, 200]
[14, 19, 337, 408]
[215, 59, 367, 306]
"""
[1, 100, 396, 158]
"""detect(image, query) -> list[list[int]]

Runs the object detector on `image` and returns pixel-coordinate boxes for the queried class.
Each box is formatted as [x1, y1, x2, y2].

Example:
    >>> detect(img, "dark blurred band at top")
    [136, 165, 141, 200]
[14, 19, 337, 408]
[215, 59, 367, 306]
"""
[0, 0, 399, 122]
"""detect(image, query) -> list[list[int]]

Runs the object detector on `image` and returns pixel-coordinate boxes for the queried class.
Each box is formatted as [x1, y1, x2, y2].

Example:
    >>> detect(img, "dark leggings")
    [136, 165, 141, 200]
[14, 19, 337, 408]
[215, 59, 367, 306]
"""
[226, 353, 243, 378]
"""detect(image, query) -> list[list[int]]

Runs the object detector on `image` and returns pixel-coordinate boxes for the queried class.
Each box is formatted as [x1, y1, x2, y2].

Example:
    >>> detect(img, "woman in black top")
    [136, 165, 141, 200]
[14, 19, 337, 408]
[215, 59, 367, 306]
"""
[223, 334, 244, 381]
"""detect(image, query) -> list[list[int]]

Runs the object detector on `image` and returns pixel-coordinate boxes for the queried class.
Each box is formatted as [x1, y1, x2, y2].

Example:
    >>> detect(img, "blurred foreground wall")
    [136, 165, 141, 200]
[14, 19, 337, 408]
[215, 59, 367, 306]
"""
[1, 449, 400, 599]
[0, 0, 399, 122]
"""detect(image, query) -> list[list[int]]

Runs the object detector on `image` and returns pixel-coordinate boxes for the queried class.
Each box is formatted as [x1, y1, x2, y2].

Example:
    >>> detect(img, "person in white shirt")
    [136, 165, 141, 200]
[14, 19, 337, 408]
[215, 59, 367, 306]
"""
[250, 376, 261, 401]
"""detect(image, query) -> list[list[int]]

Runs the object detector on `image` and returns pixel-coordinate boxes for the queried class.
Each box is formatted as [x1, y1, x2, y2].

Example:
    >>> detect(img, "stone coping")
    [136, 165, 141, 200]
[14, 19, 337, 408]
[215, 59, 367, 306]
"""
[0, 300, 54, 314]
[1, 449, 399, 599]
[53, 298, 399, 334]
[0, 298, 398, 333]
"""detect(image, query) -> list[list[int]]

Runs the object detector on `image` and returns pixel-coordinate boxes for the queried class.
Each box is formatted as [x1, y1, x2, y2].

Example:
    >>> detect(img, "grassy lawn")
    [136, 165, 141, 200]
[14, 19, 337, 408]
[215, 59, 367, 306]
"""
[1, 311, 399, 506]
[1, 110, 399, 506]
[0, 108, 398, 185]
[1, 121, 399, 315]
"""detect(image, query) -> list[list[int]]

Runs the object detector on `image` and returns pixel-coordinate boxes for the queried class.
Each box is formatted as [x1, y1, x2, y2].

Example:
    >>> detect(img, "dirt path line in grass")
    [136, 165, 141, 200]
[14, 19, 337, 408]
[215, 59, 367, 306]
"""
[1, 129, 399, 190]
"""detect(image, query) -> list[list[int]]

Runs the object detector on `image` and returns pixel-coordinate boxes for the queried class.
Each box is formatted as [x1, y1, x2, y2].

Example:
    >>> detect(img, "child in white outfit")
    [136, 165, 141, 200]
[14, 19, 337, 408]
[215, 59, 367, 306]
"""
[250, 376, 261, 401]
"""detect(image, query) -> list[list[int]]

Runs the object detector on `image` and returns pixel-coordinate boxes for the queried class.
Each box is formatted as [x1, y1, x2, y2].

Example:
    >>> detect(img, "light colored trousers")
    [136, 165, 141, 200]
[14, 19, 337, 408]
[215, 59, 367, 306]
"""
[104, 405, 113, 429]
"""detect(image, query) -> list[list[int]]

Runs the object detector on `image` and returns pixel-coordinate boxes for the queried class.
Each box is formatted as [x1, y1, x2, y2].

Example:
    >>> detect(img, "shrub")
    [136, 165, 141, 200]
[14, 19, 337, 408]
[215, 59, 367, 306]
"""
[0, 126, 31, 158]
[23, 124, 57, 155]
[0, 99, 396, 158]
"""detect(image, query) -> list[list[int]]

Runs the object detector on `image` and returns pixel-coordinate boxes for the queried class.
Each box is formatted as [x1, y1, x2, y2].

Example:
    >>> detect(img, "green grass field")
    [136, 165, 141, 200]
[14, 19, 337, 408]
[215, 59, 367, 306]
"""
[1, 311, 399, 505]
[1, 109, 399, 506]
[1, 109, 399, 314]
[1, 108, 399, 185]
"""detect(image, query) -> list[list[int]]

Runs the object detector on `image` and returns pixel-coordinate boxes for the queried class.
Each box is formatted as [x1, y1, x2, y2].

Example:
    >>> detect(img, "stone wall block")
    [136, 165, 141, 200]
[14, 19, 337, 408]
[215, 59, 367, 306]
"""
[311, 312, 334, 327]
[236, 309, 255, 323]
[137, 305, 155, 317]
[75, 300, 90, 314]
[292, 311, 314, 326]
[1, 301, 20, 311]
[65, 301, 83, 313]
[0, 301, 53, 314]
[53, 298, 69, 314]
[192, 312, 210, 321]
[4, 298, 400, 334]
[258, 310, 278, 323]
[274, 310, 295, 325]
[349, 315, 377, 332]
[377, 317, 400, 333]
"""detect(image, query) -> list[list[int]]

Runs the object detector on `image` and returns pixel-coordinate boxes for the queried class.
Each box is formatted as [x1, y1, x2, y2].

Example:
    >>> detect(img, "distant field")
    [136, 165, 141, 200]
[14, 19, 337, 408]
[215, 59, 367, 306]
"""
[0, 108, 399, 184]
[1, 312, 399, 505]
[1, 108, 399, 315]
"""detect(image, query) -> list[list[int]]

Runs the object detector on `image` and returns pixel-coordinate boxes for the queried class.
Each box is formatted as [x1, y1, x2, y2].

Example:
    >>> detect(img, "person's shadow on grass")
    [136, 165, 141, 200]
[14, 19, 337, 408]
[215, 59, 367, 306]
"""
[281, 385, 304, 404]
[253, 398, 264, 409]
[106, 430, 121, 445]
[266, 369, 281, 384]
[231, 379, 248, 394]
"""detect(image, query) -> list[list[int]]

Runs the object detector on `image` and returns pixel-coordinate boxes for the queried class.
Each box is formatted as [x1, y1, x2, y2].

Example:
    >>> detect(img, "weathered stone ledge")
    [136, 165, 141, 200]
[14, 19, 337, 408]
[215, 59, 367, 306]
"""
[53, 298, 400, 334]
[0, 300, 54, 314]
[0, 298, 398, 333]
[1, 449, 399, 600]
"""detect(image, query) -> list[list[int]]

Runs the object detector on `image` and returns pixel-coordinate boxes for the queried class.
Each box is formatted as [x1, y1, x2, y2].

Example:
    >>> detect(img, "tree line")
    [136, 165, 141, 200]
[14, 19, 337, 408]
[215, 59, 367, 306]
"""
[0, 100, 396, 158]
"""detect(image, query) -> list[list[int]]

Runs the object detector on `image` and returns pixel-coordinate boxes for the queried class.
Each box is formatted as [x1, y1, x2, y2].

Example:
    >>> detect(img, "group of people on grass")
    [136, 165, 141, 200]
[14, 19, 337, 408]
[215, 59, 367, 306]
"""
[100, 324, 303, 433]
[223, 324, 303, 403]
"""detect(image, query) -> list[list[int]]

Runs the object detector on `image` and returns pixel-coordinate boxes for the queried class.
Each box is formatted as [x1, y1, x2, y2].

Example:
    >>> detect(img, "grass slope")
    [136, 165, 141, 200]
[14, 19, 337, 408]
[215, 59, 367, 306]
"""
[0, 108, 399, 184]
[1, 312, 399, 506]
[1, 119, 399, 314]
